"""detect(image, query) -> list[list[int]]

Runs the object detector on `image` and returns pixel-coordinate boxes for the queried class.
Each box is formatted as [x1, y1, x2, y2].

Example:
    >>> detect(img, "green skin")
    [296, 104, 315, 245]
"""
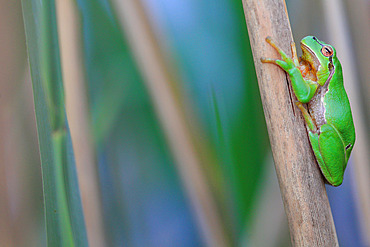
[261, 36, 355, 186]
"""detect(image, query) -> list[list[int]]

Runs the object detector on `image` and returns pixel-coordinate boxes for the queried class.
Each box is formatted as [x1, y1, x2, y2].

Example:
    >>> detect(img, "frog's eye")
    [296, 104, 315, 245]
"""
[321, 46, 334, 57]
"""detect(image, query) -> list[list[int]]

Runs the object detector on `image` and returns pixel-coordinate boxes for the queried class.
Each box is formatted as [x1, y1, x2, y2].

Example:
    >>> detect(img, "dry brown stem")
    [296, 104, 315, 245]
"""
[241, 0, 339, 245]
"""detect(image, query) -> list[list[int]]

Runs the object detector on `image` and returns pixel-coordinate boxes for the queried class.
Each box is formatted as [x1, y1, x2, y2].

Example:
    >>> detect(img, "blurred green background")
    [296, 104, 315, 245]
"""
[0, 0, 368, 246]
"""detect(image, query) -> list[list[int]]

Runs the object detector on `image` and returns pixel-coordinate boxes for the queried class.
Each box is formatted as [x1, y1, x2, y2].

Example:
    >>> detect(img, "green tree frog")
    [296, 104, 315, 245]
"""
[261, 36, 355, 186]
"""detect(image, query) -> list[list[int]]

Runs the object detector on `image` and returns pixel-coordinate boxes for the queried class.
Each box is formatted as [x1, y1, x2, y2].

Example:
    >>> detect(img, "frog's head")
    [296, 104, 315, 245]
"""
[300, 36, 337, 86]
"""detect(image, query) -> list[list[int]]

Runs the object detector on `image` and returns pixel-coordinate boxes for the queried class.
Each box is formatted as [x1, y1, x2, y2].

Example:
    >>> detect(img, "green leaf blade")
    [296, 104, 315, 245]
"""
[21, 0, 88, 246]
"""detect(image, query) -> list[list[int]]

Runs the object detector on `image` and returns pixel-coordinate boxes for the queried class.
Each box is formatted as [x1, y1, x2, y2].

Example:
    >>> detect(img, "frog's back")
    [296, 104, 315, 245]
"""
[323, 61, 355, 158]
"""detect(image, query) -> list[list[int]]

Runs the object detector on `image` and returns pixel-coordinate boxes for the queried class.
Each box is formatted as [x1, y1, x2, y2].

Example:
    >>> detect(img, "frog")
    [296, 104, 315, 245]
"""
[261, 36, 355, 186]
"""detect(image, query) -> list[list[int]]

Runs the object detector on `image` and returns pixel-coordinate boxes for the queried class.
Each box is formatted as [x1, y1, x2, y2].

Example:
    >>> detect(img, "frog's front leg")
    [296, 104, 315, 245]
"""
[261, 37, 319, 103]
[261, 37, 296, 71]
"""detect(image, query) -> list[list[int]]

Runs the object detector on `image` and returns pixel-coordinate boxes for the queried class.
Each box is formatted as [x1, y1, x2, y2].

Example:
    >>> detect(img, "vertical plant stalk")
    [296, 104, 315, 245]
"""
[322, 0, 370, 244]
[343, 0, 370, 117]
[112, 0, 229, 246]
[0, 1, 26, 246]
[0, 131, 15, 247]
[242, 154, 289, 246]
[21, 0, 88, 246]
[55, 0, 106, 246]
[241, 0, 339, 246]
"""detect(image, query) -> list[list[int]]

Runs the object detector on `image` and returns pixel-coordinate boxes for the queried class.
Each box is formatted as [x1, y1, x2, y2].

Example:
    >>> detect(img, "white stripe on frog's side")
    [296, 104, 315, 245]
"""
[308, 85, 327, 129]
[307, 61, 335, 131]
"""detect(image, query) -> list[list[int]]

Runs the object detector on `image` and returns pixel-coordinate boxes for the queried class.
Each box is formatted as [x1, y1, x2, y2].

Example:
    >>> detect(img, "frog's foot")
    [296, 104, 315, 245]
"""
[265, 36, 299, 65]
[295, 102, 317, 132]
[261, 57, 281, 64]
[308, 131, 327, 176]
[262, 37, 297, 72]
[265, 37, 299, 65]
[265, 36, 280, 50]
[265, 36, 291, 62]
[261, 57, 292, 72]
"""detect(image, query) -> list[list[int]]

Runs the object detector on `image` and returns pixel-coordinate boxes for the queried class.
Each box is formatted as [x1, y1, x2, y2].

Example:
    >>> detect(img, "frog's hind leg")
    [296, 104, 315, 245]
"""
[295, 102, 345, 186]
[308, 131, 326, 175]
[295, 102, 317, 132]
[314, 124, 346, 186]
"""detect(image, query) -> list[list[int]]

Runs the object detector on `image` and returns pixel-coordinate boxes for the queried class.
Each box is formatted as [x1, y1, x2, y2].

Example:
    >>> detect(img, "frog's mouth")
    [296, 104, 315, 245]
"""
[300, 42, 320, 73]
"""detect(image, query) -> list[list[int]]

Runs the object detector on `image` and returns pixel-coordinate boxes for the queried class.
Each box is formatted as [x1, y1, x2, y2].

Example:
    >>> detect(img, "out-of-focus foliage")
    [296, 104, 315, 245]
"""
[142, 0, 269, 235]
[74, 0, 270, 245]
[0, 1, 43, 247]
[21, 0, 88, 246]
[75, 0, 202, 245]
